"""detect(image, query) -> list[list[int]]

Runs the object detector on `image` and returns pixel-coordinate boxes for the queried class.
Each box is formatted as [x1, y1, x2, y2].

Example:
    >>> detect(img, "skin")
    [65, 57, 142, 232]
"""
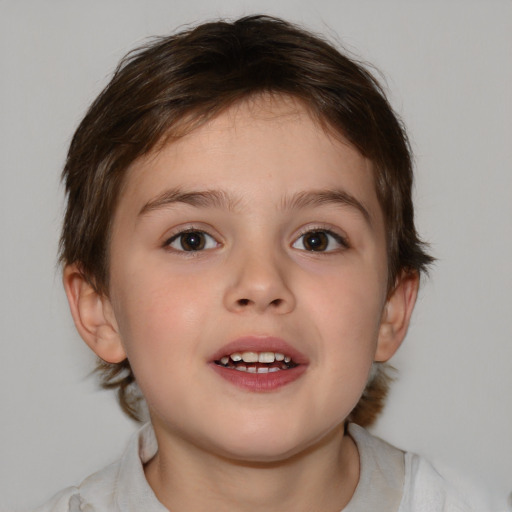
[64, 95, 418, 511]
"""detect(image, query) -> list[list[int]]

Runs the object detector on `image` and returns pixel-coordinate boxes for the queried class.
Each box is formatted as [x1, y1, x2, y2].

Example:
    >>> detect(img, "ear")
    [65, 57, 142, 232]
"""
[62, 264, 126, 363]
[375, 271, 419, 362]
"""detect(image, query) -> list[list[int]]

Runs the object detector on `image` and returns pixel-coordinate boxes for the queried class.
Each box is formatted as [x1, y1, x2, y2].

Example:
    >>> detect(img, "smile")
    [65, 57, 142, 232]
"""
[215, 351, 297, 373]
[210, 338, 307, 392]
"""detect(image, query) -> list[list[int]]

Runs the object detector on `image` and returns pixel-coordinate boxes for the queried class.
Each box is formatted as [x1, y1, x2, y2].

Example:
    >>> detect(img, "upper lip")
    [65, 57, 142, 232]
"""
[210, 336, 309, 365]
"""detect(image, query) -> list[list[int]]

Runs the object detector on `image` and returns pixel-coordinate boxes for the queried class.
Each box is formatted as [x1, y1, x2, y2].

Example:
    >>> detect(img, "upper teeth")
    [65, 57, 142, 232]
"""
[220, 351, 291, 364]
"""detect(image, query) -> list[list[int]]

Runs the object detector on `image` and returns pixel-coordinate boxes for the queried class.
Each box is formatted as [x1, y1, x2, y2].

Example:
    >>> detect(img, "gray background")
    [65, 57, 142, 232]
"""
[1, 1, 511, 510]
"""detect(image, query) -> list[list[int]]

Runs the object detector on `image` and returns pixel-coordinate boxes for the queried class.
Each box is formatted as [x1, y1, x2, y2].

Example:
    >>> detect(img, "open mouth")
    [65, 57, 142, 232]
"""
[214, 351, 298, 373]
[210, 339, 307, 391]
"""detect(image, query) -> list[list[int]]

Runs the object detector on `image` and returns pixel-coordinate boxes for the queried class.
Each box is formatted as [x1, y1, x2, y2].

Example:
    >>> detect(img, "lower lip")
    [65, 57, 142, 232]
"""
[210, 363, 307, 392]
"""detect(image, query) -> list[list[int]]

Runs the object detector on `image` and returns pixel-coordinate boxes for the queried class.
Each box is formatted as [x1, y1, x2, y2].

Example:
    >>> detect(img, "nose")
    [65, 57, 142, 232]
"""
[223, 250, 296, 315]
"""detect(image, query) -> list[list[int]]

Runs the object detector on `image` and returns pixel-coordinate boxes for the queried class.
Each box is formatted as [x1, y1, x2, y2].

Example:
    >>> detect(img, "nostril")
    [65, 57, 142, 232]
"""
[232, 297, 289, 311]
[236, 298, 283, 307]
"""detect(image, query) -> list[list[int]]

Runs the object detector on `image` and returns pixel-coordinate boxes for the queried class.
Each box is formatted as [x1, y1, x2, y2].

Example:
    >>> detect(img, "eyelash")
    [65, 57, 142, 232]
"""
[163, 226, 349, 254]
[292, 227, 349, 253]
[164, 227, 220, 253]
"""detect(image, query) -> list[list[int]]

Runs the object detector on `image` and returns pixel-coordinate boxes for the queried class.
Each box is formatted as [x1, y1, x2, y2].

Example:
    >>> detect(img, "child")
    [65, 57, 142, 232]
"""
[38, 15, 471, 511]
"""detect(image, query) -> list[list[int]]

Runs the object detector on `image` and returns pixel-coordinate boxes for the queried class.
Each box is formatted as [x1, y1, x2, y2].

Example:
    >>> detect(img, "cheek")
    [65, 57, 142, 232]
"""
[302, 263, 386, 385]
[307, 264, 385, 335]
[110, 280, 207, 412]
[110, 266, 210, 360]
[297, 278, 384, 432]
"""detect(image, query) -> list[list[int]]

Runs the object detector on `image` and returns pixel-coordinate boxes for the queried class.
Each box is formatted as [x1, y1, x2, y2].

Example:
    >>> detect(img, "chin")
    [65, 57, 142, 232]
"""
[219, 440, 307, 464]
[205, 422, 331, 464]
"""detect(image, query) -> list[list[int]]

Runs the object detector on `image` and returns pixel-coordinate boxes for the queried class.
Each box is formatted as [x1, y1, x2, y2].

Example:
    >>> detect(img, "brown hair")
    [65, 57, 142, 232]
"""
[60, 15, 433, 425]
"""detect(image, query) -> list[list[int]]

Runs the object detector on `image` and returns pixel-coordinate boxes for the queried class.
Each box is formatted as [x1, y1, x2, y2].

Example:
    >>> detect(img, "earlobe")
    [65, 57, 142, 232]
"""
[375, 271, 419, 362]
[62, 265, 127, 363]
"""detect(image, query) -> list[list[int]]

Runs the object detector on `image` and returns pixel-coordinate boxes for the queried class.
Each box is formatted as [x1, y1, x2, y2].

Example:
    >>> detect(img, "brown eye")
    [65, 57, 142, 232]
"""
[292, 230, 347, 252]
[167, 231, 217, 252]
[303, 231, 328, 251]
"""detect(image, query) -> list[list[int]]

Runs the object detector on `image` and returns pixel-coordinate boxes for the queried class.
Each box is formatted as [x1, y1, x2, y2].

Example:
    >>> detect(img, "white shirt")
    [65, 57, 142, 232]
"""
[35, 423, 473, 511]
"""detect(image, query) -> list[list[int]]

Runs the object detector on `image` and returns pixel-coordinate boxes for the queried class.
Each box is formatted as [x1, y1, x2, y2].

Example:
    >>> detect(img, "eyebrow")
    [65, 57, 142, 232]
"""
[139, 188, 242, 216]
[139, 187, 372, 226]
[282, 189, 372, 226]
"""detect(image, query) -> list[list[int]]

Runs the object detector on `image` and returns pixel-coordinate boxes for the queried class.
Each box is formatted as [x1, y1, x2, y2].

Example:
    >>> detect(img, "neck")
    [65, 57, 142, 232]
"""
[144, 424, 360, 512]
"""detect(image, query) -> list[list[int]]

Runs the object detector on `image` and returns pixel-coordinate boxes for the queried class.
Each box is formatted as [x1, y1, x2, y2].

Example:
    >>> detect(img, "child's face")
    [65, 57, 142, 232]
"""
[83, 96, 413, 461]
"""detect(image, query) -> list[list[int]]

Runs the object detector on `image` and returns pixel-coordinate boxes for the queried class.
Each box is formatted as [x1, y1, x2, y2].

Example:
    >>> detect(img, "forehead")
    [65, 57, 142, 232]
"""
[118, 95, 382, 223]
